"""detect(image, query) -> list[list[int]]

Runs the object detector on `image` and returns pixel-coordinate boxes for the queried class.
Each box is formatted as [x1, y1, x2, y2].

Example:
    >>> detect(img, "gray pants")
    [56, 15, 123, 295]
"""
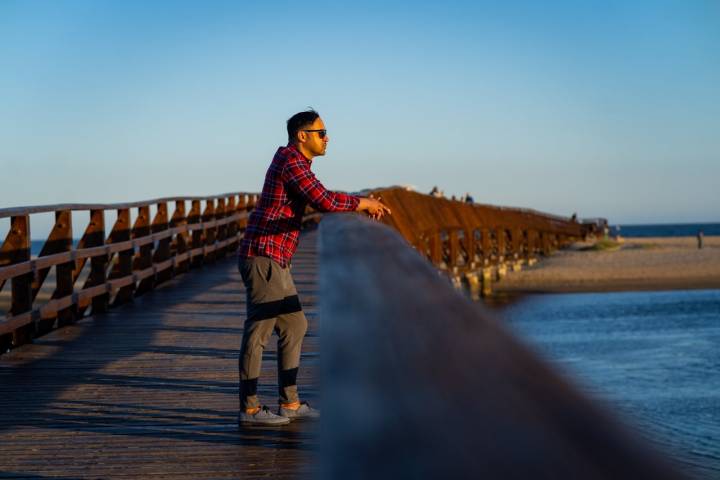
[238, 256, 308, 411]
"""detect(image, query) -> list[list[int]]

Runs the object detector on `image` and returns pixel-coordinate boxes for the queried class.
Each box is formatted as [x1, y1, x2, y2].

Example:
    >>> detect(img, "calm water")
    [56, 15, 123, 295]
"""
[499, 289, 720, 478]
[613, 222, 720, 238]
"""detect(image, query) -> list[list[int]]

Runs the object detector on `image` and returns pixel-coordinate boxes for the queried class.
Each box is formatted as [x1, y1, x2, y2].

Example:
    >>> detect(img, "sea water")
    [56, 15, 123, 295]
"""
[612, 222, 720, 238]
[500, 289, 720, 478]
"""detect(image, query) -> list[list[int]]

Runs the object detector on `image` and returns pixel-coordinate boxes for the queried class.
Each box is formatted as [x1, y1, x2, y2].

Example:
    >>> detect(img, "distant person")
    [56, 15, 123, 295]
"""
[697, 230, 704, 249]
[430, 186, 442, 198]
[570, 212, 577, 222]
[237, 109, 390, 426]
[465, 193, 474, 204]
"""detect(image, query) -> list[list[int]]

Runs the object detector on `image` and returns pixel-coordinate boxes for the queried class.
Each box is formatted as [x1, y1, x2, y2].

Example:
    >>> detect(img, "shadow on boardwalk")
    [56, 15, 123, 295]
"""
[0, 233, 320, 479]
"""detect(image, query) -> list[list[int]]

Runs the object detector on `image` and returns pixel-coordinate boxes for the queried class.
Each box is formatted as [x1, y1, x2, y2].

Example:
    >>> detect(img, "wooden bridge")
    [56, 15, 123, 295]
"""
[0, 190, 684, 479]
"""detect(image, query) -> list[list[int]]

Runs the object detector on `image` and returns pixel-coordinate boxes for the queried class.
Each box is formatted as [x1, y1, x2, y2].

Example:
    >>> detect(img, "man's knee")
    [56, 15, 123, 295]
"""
[242, 319, 275, 350]
[278, 311, 307, 341]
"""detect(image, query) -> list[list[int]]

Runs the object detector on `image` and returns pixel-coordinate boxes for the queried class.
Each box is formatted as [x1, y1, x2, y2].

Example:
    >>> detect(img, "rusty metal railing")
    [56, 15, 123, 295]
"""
[0, 192, 259, 353]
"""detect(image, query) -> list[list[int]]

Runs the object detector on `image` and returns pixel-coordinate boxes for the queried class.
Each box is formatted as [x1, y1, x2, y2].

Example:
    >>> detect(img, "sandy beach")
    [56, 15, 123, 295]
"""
[494, 236, 720, 293]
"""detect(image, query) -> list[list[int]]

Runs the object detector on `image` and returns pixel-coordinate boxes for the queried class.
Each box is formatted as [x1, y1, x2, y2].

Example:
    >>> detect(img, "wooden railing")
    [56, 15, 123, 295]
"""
[0, 192, 259, 353]
[374, 187, 587, 297]
[318, 213, 685, 479]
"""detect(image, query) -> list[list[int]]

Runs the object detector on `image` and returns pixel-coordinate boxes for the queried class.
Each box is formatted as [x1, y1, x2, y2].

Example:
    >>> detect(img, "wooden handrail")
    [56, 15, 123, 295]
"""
[0, 192, 259, 218]
[318, 213, 685, 479]
[0, 193, 259, 353]
[371, 188, 588, 294]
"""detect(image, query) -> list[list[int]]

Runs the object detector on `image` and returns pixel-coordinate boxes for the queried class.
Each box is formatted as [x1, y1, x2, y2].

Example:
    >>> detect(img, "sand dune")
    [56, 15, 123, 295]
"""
[495, 236, 720, 293]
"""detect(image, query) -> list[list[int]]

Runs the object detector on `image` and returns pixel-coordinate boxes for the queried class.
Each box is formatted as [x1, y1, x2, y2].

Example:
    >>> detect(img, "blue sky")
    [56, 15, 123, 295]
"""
[1, 0, 719, 237]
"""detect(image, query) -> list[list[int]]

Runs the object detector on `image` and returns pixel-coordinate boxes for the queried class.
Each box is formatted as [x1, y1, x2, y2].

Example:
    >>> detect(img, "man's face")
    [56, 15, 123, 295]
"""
[299, 117, 329, 157]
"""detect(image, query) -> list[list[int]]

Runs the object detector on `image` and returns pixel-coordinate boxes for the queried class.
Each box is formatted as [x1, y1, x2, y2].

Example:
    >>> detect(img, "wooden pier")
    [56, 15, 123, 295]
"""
[0, 230, 320, 479]
[0, 191, 686, 479]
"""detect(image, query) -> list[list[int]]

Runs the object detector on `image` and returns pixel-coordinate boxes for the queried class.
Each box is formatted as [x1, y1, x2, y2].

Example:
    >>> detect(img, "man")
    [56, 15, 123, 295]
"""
[237, 109, 390, 426]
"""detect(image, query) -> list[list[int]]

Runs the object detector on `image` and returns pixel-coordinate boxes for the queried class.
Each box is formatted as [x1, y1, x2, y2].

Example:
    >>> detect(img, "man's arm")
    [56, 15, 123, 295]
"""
[283, 157, 390, 219]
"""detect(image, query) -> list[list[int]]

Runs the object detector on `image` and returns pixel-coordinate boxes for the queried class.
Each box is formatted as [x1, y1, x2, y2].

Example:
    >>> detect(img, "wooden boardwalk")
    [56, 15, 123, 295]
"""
[0, 231, 321, 479]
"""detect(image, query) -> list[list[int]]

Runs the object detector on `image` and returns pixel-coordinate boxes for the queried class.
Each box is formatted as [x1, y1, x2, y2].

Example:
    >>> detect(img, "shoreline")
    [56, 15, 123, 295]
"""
[493, 236, 720, 295]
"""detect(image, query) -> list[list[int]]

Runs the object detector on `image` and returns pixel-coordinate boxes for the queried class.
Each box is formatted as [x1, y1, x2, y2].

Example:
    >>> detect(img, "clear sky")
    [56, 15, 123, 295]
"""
[1, 0, 719, 238]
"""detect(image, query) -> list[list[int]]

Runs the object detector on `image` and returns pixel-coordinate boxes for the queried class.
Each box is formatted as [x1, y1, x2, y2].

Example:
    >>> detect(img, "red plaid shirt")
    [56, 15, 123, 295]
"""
[238, 144, 360, 267]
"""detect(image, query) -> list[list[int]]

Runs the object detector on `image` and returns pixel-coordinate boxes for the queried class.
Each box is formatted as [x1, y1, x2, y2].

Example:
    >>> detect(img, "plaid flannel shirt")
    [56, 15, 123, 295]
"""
[238, 145, 360, 267]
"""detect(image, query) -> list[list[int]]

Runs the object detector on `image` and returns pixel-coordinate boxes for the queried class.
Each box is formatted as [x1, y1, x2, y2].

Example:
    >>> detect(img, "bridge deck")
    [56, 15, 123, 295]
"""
[0, 231, 320, 479]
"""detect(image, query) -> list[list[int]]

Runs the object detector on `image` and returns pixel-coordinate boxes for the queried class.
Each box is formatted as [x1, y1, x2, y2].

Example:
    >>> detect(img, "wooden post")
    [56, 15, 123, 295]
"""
[448, 230, 459, 270]
[464, 229, 476, 268]
[83, 209, 108, 315]
[189, 200, 203, 268]
[152, 202, 171, 285]
[215, 197, 227, 257]
[109, 209, 133, 306]
[202, 199, 216, 263]
[481, 267, 493, 297]
[2, 215, 33, 347]
[496, 228, 506, 264]
[171, 200, 189, 273]
[481, 228, 491, 266]
[429, 231, 443, 268]
[134, 205, 154, 296]
[226, 195, 238, 252]
[49, 210, 75, 328]
[541, 231, 551, 256]
[237, 194, 248, 232]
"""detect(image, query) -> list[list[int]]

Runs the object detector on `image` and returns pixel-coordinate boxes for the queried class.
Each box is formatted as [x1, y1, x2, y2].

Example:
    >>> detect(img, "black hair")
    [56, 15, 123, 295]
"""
[287, 109, 320, 143]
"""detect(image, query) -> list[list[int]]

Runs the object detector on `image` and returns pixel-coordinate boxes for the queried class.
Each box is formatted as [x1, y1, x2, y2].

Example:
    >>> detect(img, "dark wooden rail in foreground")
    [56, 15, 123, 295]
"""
[0, 193, 260, 353]
[374, 188, 586, 297]
[318, 214, 685, 479]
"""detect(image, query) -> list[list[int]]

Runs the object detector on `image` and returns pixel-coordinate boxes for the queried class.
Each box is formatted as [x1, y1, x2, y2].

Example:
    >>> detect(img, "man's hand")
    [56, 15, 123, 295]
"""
[357, 197, 392, 220]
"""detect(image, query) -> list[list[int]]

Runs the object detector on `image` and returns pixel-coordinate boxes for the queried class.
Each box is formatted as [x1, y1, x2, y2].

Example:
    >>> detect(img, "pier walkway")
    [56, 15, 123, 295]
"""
[0, 231, 321, 479]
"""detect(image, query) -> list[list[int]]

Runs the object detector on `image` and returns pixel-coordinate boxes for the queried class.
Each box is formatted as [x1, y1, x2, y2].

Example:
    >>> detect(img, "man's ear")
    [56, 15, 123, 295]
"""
[296, 131, 307, 144]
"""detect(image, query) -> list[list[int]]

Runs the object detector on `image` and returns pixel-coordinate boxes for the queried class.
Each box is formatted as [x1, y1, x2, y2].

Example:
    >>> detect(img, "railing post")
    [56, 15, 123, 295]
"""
[84, 209, 108, 315]
[429, 231, 443, 267]
[2, 215, 33, 347]
[152, 202, 171, 285]
[496, 228, 506, 263]
[448, 230, 459, 270]
[50, 210, 75, 328]
[189, 200, 203, 268]
[226, 195, 238, 252]
[237, 194, 248, 232]
[202, 199, 216, 263]
[481, 228, 491, 266]
[134, 205, 153, 296]
[109, 208, 133, 306]
[464, 229, 476, 268]
[171, 200, 189, 273]
[216, 197, 227, 257]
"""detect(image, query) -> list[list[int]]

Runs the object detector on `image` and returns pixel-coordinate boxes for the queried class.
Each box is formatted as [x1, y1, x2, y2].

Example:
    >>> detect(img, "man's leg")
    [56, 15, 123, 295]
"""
[272, 266, 318, 419]
[275, 309, 308, 406]
[238, 256, 288, 414]
[239, 316, 276, 411]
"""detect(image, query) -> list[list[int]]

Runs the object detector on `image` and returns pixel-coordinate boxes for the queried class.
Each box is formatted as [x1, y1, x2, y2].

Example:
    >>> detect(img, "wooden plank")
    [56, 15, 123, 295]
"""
[318, 214, 686, 480]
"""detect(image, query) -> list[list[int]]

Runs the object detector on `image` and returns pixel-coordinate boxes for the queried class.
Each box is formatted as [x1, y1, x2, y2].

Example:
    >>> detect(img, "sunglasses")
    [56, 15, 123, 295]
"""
[303, 129, 327, 139]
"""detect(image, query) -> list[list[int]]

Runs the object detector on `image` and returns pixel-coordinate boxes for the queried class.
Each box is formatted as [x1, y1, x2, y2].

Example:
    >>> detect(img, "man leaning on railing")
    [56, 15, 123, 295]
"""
[236, 109, 390, 426]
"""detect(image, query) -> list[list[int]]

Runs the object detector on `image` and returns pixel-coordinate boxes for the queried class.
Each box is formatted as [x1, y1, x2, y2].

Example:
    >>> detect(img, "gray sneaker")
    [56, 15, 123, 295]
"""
[239, 406, 290, 426]
[279, 401, 320, 420]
